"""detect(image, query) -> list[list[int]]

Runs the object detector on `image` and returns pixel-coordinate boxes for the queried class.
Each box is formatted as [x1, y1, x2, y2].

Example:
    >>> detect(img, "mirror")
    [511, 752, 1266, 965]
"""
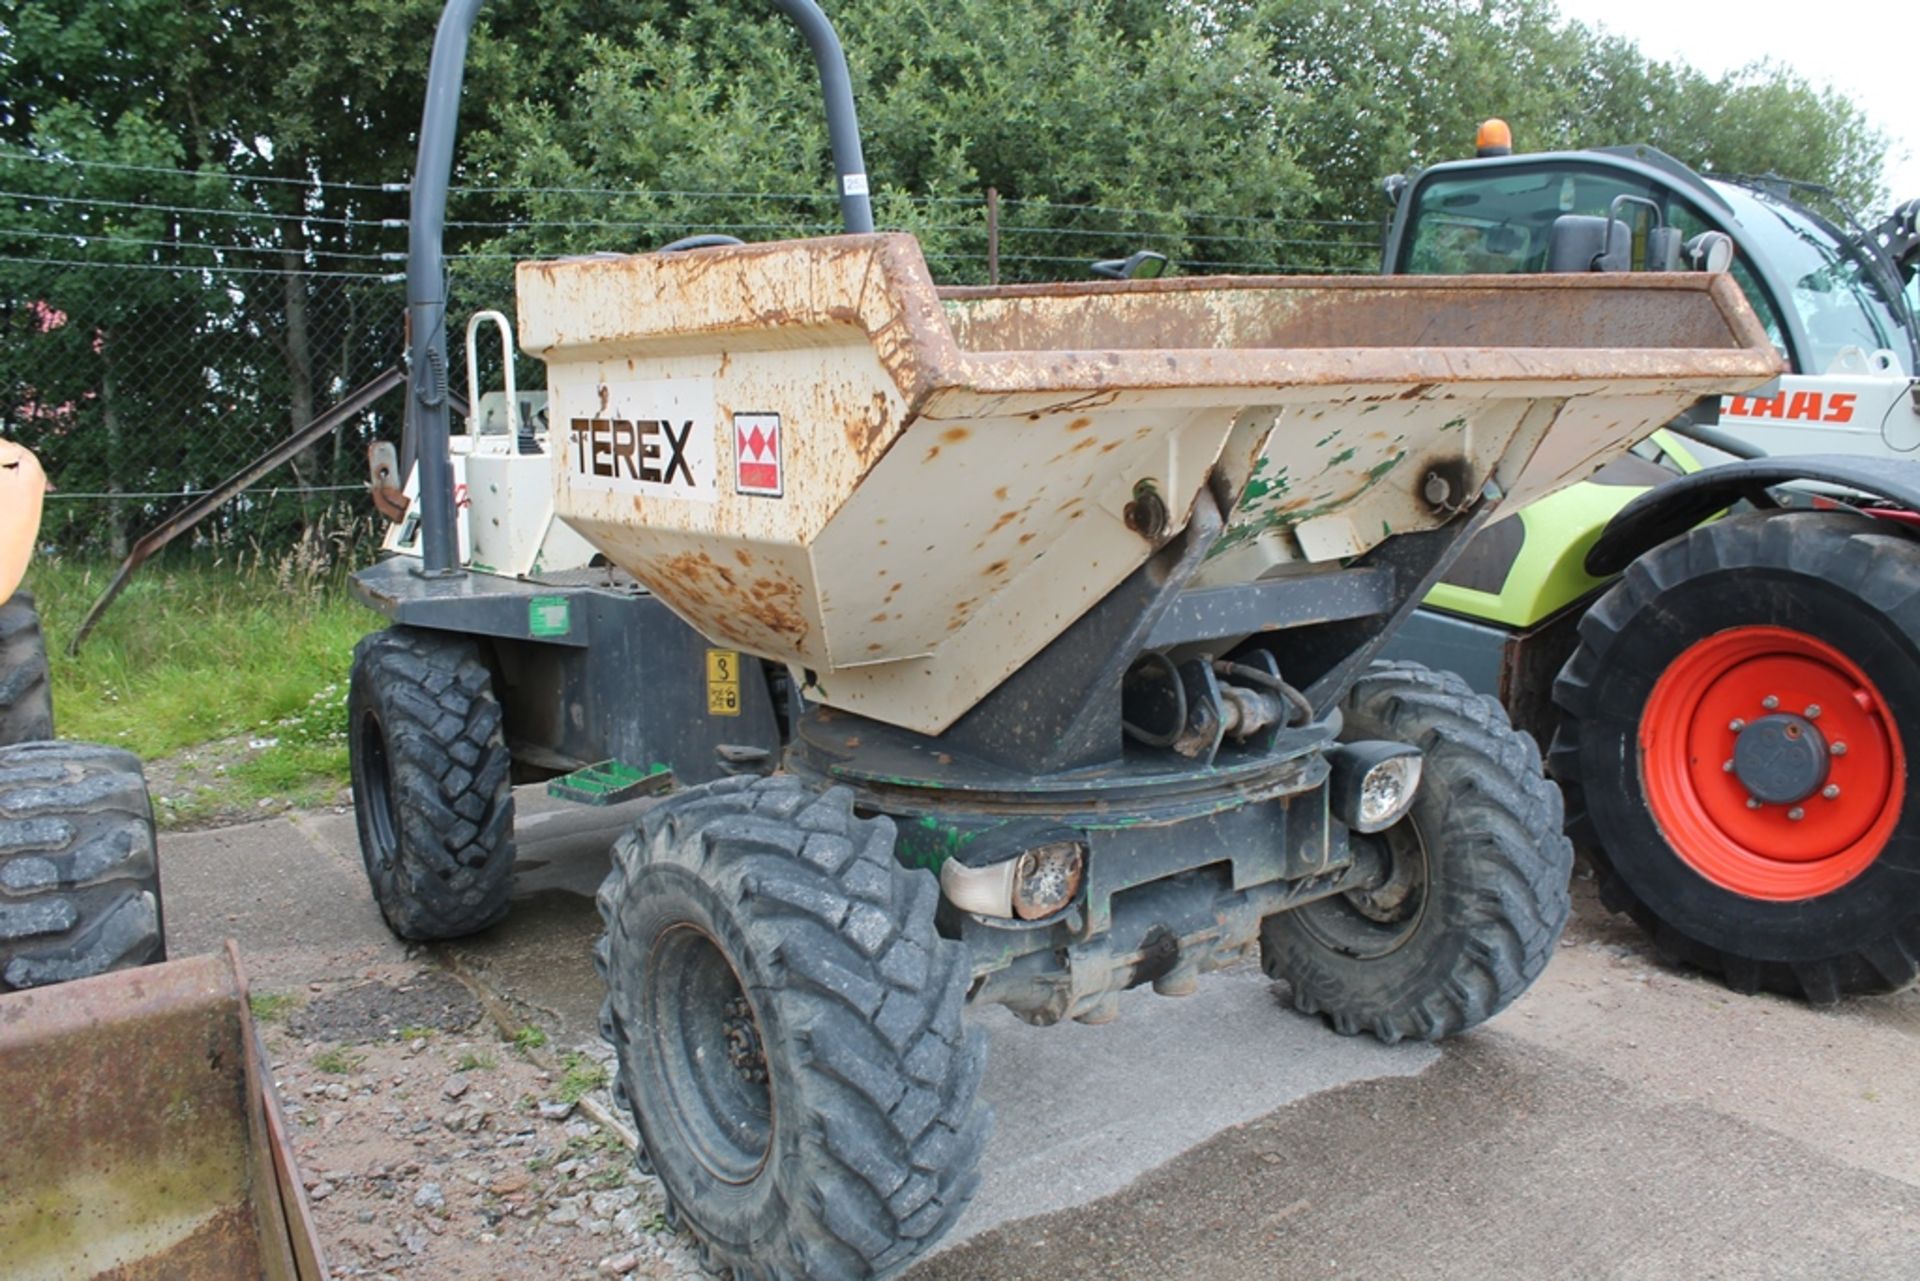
[1547, 215, 1631, 272]
[1685, 231, 1735, 273]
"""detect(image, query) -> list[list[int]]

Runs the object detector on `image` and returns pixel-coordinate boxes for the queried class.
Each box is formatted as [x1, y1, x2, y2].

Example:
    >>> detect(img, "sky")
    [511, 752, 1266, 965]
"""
[1550, 0, 1917, 209]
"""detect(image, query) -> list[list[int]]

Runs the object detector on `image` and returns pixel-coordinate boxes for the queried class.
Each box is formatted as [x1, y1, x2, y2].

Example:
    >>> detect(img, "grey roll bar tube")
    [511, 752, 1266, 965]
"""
[404, 0, 875, 576]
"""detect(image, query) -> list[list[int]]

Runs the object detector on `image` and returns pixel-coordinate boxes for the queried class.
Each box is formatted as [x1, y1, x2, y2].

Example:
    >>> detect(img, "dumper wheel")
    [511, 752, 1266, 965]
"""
[1261, 661, 1571, 1042]
[596, 776, 990, 1281]
[0, 592, 54, 746]
[348, 627, 515, 941]
[1553, 511, 1920, 1004]
[0, 741, 163, 991]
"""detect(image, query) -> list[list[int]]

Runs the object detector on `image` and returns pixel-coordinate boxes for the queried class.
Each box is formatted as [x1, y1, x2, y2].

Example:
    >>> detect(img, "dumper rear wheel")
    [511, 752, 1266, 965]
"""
[596, 776, 989, 1281]
[0, 741, 162, 991]
[348, 627, 515, 940]
[1553, 511, 1920, 1003]
[1261, 661, 1571, 1042]
[0, 592, 54, 746]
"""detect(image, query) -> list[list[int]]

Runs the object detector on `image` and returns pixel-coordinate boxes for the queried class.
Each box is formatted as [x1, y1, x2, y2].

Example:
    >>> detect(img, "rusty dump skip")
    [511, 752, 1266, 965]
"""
[519, 233, 1781, 735]
[0, 945, 327, 1280]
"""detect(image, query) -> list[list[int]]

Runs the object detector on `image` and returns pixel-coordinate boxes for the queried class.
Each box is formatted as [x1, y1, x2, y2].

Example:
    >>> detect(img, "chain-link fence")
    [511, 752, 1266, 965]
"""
[2, 156, 1384, 556]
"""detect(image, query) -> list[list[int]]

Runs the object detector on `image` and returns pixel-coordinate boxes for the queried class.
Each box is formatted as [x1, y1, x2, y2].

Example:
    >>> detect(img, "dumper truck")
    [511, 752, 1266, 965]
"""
[343, 4, 1780, 1275]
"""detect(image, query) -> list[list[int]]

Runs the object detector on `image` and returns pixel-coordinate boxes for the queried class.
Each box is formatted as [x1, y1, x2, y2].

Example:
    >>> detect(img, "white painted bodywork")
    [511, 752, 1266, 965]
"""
[1716, 346, 1920, 455]
[517, 235, 1780, 735]
[380, 391, 598, 579]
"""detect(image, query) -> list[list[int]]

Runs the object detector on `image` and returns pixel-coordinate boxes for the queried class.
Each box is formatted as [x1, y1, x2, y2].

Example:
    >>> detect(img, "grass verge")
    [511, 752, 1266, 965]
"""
[26, 535, 380, 826]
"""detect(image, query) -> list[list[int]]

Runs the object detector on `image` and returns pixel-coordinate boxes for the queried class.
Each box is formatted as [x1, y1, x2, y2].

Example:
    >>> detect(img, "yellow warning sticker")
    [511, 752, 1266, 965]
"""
[706, 649, 742, 716]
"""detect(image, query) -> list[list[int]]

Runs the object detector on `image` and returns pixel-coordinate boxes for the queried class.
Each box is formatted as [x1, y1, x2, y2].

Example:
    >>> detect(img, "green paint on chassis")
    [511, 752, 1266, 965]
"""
[546, 760, 673, 806]
[1423, 430, 1704, 629]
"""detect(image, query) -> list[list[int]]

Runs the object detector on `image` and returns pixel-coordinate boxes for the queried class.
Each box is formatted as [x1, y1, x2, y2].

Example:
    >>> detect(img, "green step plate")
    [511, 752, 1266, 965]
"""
[546, 760, 674, 806]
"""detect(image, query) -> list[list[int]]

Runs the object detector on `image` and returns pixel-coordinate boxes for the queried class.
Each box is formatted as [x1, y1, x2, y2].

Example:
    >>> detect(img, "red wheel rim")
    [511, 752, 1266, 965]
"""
[1639, 625, 1904, 901]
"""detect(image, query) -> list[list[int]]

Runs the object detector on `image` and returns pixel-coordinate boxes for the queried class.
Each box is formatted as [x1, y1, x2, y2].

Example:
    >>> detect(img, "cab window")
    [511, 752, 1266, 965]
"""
[1401, 168, 1654, 275]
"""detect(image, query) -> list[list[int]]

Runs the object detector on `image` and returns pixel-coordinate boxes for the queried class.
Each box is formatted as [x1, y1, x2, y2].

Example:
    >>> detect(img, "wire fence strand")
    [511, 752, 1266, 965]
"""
[2, 159, 1383, 554]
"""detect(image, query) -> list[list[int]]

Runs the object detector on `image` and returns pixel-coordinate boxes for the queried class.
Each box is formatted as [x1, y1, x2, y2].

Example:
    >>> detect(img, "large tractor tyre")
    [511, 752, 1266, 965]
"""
[0, 592, 54, 746]
[1553, 510, 1920, 1004]
[0, 741, 163, 991]
[348, 627, 515, 941]
[596, 776, 990, 1281]
[1262, 661, 1572, 1043]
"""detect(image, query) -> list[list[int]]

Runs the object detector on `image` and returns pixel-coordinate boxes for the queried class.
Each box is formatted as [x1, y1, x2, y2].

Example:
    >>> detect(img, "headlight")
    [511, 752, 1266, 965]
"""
[1328, 742, 1424, 834]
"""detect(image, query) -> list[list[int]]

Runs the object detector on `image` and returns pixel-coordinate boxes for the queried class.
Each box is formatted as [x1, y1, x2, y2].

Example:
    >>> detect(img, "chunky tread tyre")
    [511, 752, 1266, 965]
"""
[597, 776, 989, 1281]
[0, 592, 54, 746]
[1261, 661, 1572, 1042]
[348, 627, 514, 940]
[0, 740, 162, 990]
[1553, 510, 1920, 1003]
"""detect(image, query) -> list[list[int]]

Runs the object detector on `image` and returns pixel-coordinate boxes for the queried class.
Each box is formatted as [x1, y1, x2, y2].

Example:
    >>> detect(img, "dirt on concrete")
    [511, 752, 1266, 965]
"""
[256, 960, 710, 1281]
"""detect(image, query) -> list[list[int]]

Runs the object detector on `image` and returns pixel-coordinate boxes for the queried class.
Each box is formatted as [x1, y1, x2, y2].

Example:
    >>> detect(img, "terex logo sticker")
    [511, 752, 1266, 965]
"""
[561, 377, 716, 502]
[734, 412, 783, 496]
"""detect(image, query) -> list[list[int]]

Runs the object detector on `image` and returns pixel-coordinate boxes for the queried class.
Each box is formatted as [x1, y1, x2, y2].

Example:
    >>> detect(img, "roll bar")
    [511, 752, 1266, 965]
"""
[404, 0, 874, 576]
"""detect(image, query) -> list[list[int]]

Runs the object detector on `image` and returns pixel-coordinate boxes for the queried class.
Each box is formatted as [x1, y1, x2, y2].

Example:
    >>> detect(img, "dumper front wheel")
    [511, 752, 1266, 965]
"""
[596, 777, 989, 1281]
[348, 627, 515, 940]
[0, 741, 162, 991]
[0, 592, 54, 746]
[1553, 511, 1920, 1003]
[1261, 662, 1571, 1042]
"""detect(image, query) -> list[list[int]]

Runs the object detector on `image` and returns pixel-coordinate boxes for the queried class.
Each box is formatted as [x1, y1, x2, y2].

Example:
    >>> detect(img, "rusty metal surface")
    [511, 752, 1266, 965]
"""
[367, 441, 409, 522]
[0, 946, 327, 1280]
[517, 233, 1781, 735]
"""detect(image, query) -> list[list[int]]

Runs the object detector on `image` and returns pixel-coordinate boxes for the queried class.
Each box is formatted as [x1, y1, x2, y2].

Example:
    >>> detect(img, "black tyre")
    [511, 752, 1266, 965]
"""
[1554, 510, 1920, 1003]
[596, 776, 989, 1281]
[0, 591, 54, 746]
[348, 627, 514, 940]
[1261, 661, 1572, 1042]
[1, 741, 163, 990]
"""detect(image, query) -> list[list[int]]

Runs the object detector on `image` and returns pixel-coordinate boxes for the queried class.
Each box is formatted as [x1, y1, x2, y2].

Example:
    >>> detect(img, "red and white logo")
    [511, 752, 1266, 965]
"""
[734, 412, 783, 496]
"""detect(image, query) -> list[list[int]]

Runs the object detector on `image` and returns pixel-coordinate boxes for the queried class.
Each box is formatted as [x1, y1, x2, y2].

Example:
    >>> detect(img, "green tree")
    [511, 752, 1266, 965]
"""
[1244, 0, 1888, 218]
[470, 0, 1326, 280]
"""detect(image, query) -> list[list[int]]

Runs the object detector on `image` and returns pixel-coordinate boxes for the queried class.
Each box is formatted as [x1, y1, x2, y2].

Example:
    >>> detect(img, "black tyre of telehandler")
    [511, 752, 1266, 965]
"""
[1553, 511, 1920, 1004]
[348, 627, 515, 941]
[596, 776, 990, 1281]
[1261, 661, 1572, 1043]
[0, 591, 54, 746]
[0, 741, 163, 991]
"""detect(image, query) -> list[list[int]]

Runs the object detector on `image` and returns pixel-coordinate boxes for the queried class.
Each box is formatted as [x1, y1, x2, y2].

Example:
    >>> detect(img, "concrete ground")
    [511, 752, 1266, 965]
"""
[163, 787, 1920, 1279]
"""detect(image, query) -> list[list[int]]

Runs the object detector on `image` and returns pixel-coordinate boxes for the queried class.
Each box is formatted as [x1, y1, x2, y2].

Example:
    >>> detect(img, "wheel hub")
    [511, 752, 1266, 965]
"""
[1730, 713, 1828, 804]
[1639, 625, 1904, 901]
[641, 925, 774, 1184]
[722, 994, 769, 1085]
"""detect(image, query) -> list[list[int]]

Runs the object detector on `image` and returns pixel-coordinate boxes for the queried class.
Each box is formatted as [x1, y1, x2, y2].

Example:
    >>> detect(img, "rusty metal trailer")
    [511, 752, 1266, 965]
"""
[0, 945, 327, 1279]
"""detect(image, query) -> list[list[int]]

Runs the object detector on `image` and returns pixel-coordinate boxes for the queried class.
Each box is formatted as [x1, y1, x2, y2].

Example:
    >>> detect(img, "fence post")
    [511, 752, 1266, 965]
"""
[987, 186, 999, 286]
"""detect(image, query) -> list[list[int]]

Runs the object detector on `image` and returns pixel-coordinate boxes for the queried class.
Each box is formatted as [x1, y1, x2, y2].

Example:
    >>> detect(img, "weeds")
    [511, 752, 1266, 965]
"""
[393, 1025, 437, 1043]
[555, 1051, 610, 1105]
[312, 1046, 366, 1075]
[249, 992, 299, 1023]
[456, 1049, 497, 1072]
[510, 1026, 549, 1052]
